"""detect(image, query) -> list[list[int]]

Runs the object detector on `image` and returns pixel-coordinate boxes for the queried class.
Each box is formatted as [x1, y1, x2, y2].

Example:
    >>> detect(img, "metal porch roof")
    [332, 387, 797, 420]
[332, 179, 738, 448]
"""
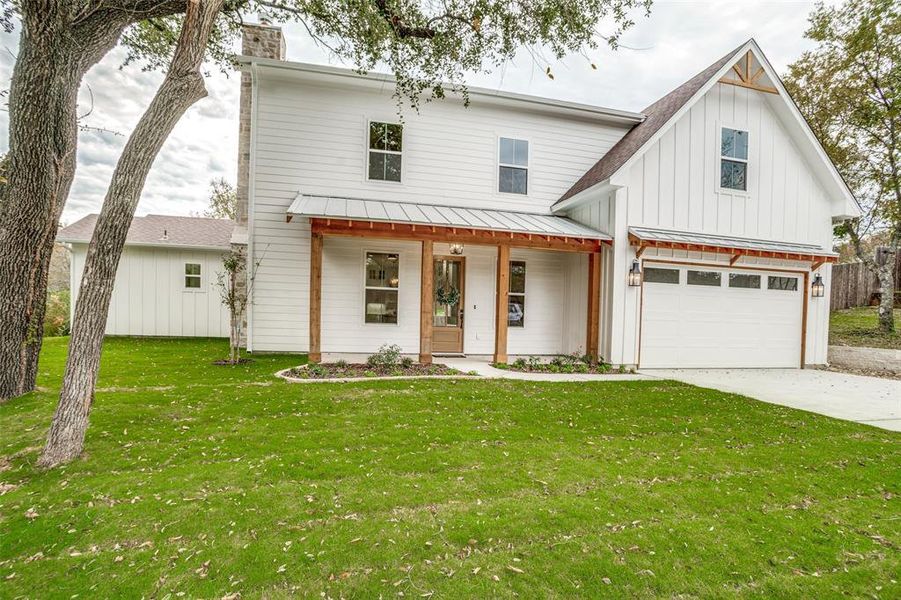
[629, 226, 837, 257]
[288, 194, 611, 241]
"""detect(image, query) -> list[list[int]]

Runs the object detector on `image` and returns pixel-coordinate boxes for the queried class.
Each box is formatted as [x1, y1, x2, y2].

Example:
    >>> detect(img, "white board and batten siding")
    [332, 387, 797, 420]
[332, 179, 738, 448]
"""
[568, 81, 837, 366]
[69, 244, 230, 337]
[248, 68, 631, 353]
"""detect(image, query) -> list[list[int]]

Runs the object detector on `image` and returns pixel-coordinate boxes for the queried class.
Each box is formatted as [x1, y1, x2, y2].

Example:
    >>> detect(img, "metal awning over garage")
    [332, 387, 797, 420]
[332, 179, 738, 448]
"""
[287, 193, 612, 248]
[629, 226, 837, 266]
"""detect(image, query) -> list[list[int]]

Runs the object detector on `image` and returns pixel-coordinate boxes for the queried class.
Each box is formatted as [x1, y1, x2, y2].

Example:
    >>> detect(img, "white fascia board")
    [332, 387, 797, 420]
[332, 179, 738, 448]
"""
[59, 240, 229, 252]
[239, 56, 645, 126]
[551, 180, 620, 214]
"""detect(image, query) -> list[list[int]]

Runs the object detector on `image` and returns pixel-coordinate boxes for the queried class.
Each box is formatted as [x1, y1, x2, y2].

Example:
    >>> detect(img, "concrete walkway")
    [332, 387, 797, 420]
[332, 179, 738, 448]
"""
[643, 368, 901, 432]
[440, 357, 650, 381]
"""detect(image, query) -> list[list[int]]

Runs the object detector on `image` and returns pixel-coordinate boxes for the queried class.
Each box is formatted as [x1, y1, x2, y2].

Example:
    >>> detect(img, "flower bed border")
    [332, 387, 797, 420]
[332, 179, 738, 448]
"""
[275, 365, 480, 384]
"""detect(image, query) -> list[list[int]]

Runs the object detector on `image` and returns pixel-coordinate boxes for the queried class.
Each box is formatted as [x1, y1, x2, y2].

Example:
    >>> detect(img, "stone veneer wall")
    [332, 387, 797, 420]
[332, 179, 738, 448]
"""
[233, 23, 285, 350]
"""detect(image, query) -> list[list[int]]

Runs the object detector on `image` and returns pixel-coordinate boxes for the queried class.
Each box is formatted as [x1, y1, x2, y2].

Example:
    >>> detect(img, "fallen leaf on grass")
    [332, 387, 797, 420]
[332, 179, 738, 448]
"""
[506, 565, 524, 574]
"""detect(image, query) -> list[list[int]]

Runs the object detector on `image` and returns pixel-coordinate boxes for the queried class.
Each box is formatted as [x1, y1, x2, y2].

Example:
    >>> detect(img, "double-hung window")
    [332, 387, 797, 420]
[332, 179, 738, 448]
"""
[498, 137, 528, 194]
[184, 263, 201, 289]
[508, 261, 526, 327]
[364, 252, 399, 323]
[720, 127, 748, 191]
[368, 121, 402, 182]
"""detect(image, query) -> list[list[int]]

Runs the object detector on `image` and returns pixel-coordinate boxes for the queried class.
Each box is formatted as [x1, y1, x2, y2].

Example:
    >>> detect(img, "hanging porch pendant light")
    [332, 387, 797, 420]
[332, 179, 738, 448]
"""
[628, 260, 642, 287]
[449, 242, 464, 255]
[811, 273, 825, 298]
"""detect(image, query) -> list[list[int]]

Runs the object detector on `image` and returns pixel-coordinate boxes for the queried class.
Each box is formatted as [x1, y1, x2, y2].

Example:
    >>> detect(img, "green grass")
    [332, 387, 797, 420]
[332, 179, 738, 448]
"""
[1, 338, 898, 598]
[830, 307, 901, 349]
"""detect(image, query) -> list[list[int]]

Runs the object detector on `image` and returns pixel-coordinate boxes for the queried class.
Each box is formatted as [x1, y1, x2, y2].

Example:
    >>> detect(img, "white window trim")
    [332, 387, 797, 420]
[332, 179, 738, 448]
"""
[496, 134, 531, 197]
[183, 261, 205, 293]
[365, 118, 404, 185]
[508, 259, 526, 328]
[362, 249, 401, 326]
[717, 123, 750, 196]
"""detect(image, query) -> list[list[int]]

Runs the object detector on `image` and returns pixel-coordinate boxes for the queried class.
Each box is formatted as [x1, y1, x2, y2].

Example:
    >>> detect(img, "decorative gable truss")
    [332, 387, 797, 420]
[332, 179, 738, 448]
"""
[719, 51, 778, 95]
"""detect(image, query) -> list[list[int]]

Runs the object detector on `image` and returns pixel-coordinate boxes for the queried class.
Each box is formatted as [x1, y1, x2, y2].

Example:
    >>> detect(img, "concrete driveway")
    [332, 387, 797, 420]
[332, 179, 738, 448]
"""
[643, 369, 901, 432]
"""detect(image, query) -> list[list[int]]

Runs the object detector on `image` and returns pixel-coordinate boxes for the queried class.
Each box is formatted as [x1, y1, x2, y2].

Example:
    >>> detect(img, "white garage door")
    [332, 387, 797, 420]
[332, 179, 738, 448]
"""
[640, 264, 803, 368]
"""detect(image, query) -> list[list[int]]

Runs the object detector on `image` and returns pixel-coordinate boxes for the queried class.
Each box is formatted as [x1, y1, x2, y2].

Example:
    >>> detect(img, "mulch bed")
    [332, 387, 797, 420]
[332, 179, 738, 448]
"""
[493, 362, 632, 375]
[287, 363, 465, 380]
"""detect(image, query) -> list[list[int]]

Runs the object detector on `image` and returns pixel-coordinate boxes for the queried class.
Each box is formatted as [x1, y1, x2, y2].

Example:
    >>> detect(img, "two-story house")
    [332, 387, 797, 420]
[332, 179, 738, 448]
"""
[234, 24, 859, 369]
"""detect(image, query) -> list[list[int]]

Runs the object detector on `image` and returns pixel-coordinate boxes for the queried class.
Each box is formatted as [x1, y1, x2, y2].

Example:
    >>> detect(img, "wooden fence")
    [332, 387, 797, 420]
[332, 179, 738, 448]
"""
[830, 248, 901, 310]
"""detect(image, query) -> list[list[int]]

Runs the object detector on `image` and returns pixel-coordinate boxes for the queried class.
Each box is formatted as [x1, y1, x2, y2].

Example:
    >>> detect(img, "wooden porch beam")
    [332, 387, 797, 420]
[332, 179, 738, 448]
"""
[628, 237, 837, 265]
[730, 254, 741, 266]
[419, 240, 434, 365]
[586, 252, 601, 360]
[494, 245, 510, 364]
[309, 218, 604, 253]
[309, 232, 323, 363]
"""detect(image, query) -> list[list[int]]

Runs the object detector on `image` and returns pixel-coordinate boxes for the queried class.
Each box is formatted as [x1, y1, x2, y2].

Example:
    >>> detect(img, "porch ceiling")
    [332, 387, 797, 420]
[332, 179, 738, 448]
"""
[628, 226, 838, 264]
[287, 193, 612, 242]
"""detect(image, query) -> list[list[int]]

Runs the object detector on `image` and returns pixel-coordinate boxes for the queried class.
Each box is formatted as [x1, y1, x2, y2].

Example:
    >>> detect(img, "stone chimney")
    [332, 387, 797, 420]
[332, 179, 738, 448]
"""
[236, 23, 285, 230]
[232, 23, 285, 350]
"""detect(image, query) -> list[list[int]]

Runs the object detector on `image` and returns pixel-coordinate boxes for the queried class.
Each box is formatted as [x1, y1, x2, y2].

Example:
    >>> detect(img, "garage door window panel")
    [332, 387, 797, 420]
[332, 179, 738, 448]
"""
[729, 273, 761, 289]
[687, 270, 721, 287]
[644, 267, 680, 284]
[768, 276, 799, 291]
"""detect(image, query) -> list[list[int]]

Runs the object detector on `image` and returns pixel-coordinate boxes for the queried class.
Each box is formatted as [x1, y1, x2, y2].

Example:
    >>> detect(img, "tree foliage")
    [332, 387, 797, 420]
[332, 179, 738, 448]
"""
[784, 0, 899, 241]
[120, 0, 652, 106]
[204, 177, 237, 220]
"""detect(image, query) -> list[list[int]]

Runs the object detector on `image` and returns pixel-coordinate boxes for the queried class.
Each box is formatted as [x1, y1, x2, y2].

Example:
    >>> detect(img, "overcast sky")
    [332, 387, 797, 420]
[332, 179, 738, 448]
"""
[0, 1, 831, 224]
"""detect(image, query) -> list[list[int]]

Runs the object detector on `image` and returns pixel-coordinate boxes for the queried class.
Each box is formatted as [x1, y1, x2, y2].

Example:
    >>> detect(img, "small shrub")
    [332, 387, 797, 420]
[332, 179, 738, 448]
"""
[512, 357, 528, 370]
[363, 370, 377, 377]
[307, 364, 327, 378]
[400, 356, 414, 369]
[334, 359, 348, 368]
[390, 369, 403, 377]
[527, 356, 541, 369]
[367, 344, 402, 369]
[617, 364, 627, 374]
[574, 364, 589, 374]
[492, 362, 508, 370]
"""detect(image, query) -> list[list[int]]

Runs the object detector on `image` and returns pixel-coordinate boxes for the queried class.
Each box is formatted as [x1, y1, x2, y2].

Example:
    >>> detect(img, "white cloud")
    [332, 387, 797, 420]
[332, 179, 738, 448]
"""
[0, 1, 829, 223]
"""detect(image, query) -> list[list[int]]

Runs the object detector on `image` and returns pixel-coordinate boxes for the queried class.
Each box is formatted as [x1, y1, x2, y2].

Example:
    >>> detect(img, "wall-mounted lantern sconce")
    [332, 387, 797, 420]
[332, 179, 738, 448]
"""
[811, 273, 825, 298]
[628, 260, 642, 287]
[449, 243, 464, 255]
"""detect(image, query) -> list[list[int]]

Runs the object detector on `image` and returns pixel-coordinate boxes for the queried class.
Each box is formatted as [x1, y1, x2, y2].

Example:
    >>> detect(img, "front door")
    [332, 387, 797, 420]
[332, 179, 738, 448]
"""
[433, 257, 464, 354]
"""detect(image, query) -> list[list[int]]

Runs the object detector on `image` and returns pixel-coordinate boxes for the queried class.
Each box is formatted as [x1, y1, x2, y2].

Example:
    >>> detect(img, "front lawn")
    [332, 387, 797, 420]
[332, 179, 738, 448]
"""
[830, 307, 901, 349]
[1, 338, 898, 598]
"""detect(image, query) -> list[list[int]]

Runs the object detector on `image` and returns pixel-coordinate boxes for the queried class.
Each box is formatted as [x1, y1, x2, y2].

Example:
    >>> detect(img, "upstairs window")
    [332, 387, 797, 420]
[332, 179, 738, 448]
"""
[720, 127, 748, 191]
[508, 261, 526, 327]
[368, 122, 402, 182]
[499, 137, 528, 194]
[184, 263, 201, 289]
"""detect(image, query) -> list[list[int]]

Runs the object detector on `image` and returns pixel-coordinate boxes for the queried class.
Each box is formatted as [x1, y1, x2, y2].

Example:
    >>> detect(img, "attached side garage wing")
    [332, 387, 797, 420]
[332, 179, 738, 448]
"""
[630, 227, 837, 369]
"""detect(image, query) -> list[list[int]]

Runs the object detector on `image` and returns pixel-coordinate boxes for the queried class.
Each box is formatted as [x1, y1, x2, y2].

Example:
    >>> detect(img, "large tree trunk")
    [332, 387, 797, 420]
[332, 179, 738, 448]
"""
[850, 227, 898, 334]
[0, 9, 129, 401]
[874, 246, 897, 334]
[38, 0, 225, 468]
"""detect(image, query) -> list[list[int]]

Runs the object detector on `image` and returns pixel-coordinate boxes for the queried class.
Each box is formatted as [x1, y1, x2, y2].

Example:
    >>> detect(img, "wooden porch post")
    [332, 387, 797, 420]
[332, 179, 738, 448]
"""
[494, 245, 510, 364]
[586, 251, 601, 360]
[309, 232, 322, 363]
[419, 240, 433, 364]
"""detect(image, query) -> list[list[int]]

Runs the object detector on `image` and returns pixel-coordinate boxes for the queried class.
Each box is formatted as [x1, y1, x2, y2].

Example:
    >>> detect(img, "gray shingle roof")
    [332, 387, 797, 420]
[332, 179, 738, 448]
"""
[288, 193, 611, 240]
[556, 42, 747, 205]
[57, 214, 234, 250]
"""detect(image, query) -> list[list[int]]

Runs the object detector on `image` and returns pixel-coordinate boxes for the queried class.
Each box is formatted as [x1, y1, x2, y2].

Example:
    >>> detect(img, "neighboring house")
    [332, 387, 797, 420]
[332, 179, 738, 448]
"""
[58, 214, 234, 338]
[230, 25, 859, 368]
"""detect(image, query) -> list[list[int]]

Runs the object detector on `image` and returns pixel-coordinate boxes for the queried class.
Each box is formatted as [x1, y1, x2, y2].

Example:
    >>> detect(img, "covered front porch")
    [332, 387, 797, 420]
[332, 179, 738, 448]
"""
[288, 194, 611, 364]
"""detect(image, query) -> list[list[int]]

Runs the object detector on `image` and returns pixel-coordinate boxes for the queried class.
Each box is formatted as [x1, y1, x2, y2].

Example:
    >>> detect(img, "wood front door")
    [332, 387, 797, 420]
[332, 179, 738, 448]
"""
[433, 257, 464, 354]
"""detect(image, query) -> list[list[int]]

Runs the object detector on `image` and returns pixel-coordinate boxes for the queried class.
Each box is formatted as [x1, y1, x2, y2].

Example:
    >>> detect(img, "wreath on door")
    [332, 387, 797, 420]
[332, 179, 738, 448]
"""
[435, 276, 460, 306]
